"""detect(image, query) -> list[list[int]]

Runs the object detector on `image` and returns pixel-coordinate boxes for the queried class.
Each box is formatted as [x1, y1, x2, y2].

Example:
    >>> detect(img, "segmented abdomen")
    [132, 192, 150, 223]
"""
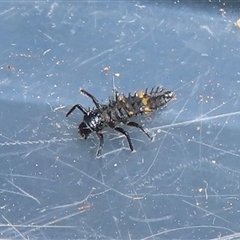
[109, 87, 174, 121]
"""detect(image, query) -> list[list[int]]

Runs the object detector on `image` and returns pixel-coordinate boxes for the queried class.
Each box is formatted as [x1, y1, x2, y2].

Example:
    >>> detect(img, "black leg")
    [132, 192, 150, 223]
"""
[114, 126, 134, 152]
[96, 132, 104, 157]
[126, 121, 153, 140]
[66, 104, 88, 117]
[81, 90, 101, 109]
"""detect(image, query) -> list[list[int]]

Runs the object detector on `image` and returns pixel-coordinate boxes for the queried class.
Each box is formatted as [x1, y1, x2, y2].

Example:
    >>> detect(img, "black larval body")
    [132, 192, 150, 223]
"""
[66, 87, 175, 157]
[108, 87, 174, 119]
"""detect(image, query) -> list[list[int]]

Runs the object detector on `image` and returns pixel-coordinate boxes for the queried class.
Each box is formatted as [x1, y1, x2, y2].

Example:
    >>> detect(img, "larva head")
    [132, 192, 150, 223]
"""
[78, 121, 92, 139]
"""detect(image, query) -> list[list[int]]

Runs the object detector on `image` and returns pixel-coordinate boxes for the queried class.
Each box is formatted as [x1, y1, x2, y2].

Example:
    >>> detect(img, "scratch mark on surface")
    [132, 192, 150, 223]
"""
[6, 179, 41, 204]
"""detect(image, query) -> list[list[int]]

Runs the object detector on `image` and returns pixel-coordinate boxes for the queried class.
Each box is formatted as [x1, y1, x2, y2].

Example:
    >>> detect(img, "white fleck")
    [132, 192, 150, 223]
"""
[43, 49, 51, 56]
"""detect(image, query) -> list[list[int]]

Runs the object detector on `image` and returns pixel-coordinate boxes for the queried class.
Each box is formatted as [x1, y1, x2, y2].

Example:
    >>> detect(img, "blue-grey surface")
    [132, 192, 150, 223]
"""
[1, 1, 240, 239]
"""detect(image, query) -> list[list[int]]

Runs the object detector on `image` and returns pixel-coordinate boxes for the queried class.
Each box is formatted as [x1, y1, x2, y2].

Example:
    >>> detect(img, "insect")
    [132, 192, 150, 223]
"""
[66, 87, 174, 157]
